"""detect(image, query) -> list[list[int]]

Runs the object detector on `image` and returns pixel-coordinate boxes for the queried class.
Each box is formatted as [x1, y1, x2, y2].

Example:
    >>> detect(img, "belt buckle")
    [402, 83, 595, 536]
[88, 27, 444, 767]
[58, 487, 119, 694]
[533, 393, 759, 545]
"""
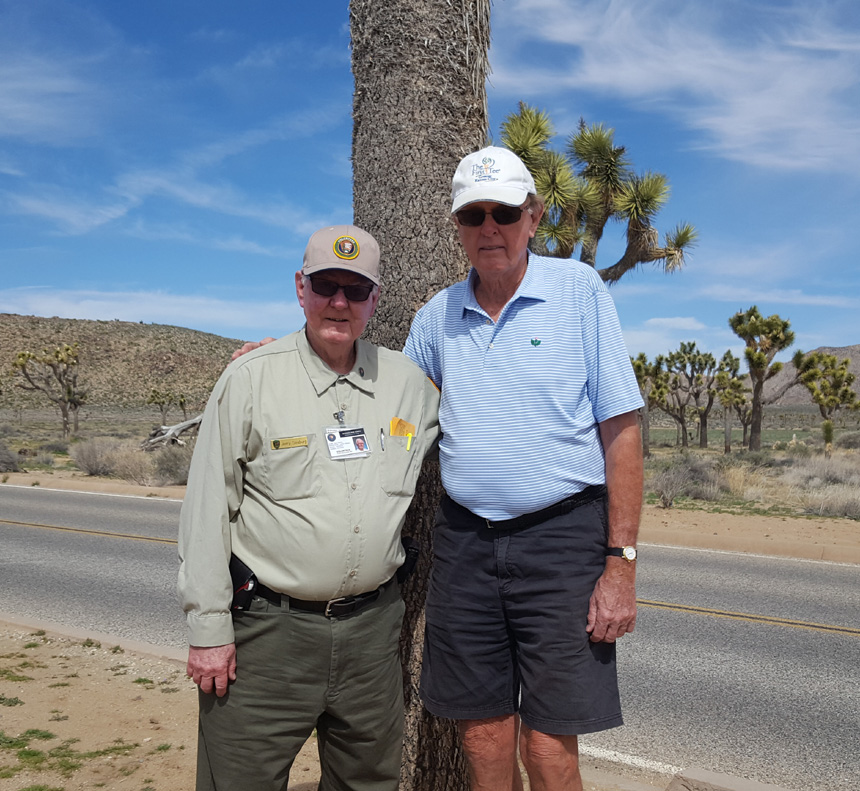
[324, 596, 353, 618]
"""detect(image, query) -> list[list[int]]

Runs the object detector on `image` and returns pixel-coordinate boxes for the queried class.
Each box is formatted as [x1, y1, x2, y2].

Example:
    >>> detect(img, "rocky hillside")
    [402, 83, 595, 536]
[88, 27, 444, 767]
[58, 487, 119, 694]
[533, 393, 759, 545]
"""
[0, 313, 244, 410]
[1, 313, 856, 412]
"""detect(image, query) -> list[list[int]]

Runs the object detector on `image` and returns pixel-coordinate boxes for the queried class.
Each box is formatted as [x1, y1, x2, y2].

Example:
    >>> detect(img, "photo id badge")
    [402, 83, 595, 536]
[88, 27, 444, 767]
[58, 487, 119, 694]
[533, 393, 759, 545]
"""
[324, 426, 371, 460]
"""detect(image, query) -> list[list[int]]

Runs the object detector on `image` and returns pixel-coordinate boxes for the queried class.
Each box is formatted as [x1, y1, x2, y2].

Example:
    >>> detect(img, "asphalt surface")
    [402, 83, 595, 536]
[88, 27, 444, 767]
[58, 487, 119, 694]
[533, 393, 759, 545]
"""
[2, 484, 858, 790]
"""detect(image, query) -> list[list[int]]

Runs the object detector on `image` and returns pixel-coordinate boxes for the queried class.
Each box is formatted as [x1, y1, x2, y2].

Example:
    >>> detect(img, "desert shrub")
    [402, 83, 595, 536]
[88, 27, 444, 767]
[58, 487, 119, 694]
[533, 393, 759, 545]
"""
[679, 455, 727, 502]
[786, 441, 812, 458]
[112, 445, 156, 486]
[71, 438, 121, 476]
[32, 452, 55, 467]
[646, 457, 692, 508]
[734, 450, 777, 468]
[40, 440, 69, 454]
[154, 444, 193, 486]
[0, 441, 20, 473]
[798, 484, 860, 520]
[835, 431, 860, 450]
[781, 455, 860, 489]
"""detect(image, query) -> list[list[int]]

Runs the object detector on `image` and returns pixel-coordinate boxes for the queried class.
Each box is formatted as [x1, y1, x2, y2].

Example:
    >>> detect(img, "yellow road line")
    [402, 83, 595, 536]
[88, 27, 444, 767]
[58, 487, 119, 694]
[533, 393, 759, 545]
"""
[638, 598, 860, 636]
[0, 518, 177, 546]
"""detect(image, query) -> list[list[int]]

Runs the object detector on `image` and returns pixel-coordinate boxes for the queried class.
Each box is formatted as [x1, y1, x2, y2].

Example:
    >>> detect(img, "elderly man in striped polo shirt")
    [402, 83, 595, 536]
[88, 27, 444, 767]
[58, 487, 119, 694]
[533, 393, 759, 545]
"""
[404, 147, 644, 791]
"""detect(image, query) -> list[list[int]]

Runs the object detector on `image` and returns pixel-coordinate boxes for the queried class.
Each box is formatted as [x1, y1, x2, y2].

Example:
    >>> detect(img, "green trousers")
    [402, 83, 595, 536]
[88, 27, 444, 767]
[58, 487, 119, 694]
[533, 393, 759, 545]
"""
[196, 581, 405, 791]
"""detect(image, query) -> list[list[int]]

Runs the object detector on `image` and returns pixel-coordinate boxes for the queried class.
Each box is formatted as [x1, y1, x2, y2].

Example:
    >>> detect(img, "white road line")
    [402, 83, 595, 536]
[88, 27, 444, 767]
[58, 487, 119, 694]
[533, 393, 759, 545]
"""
[580, 744, 683, 775]
[0, 483, 181, 502]
[640, 541, 855, 567]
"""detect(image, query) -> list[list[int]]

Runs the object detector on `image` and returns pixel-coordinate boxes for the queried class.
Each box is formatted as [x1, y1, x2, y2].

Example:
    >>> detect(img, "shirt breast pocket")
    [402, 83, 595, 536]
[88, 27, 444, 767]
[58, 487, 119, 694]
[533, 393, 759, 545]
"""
[261, 435, 321, 500]
[380, 435, 420, 497]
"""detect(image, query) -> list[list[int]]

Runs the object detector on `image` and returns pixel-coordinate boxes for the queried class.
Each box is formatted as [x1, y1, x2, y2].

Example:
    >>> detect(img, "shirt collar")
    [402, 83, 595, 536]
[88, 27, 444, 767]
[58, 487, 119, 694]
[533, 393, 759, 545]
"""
[297, 328, 377, 397]
[461, 253, 548, 317]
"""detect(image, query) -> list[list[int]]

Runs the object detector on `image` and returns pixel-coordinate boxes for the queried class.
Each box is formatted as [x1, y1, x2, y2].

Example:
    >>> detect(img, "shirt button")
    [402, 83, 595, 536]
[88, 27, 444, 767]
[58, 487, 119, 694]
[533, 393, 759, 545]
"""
[351, 483, 357, 490]
[489, 342, 494, 349]
[349, 569, 357, 577]
[354, 525, 361, 533]
[485, 319, 491, 325]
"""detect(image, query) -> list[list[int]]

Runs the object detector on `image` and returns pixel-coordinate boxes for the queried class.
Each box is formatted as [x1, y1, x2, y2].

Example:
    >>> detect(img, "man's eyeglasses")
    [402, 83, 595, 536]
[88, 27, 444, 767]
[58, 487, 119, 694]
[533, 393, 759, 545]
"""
[455, 205, 529, 227]
[307, 276, 375, 302]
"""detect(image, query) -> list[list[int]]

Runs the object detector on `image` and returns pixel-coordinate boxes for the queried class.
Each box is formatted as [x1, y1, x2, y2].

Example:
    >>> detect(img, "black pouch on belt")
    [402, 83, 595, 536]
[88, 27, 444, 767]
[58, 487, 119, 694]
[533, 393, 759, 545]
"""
[229, 553, 258, 611]
[397, 536, 421, 584]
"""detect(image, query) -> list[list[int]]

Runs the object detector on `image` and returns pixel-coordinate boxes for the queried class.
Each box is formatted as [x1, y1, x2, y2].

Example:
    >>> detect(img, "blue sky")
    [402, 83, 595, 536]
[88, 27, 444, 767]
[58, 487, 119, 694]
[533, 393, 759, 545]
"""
[2, 0, 858, 363]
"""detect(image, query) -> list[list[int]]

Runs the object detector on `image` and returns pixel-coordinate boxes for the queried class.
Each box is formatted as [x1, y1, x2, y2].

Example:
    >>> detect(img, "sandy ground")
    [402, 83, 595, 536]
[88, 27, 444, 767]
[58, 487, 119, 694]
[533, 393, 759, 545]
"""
[1, 471, 857, 790]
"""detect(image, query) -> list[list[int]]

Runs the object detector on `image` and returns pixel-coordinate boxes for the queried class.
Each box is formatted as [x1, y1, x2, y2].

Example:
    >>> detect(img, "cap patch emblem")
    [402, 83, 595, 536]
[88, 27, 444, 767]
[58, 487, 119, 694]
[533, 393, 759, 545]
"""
[333, 235, 359, 260]
[470, 156, 500, 183]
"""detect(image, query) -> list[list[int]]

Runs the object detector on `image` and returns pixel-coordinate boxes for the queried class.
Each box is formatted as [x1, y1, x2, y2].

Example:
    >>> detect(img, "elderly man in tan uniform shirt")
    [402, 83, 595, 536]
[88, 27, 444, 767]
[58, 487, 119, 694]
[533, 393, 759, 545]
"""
[178, 224, 440, 791]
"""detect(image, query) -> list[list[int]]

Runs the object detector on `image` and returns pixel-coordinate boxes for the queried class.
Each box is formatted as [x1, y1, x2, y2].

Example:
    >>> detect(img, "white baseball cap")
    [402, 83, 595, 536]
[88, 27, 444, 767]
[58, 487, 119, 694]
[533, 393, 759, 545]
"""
[450, 146, 536, 213]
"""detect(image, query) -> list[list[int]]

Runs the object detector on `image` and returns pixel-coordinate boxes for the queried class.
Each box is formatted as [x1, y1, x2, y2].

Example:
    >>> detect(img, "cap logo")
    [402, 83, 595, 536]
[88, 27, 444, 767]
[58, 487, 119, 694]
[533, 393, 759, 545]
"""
[333, 235, 359, 260]
[470, 156, 501, 183]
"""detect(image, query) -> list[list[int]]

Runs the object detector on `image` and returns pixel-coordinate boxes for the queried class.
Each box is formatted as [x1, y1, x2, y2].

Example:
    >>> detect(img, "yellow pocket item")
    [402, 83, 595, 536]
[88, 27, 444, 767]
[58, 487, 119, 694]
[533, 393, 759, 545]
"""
[390, 417, 416, 437]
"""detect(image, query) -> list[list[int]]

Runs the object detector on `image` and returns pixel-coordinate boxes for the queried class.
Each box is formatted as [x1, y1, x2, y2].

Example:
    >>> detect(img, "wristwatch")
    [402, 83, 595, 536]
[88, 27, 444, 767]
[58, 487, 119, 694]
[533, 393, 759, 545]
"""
[607, 546, 637, 562]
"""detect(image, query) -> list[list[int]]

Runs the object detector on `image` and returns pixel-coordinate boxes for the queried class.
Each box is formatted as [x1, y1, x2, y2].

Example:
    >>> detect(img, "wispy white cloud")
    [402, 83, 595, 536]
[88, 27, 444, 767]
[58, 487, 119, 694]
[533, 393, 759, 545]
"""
[0, 154, 24, 177]
[200, 37, 350, 90]
[0, 56, 106, 144]
[643, 316, 707, 331]
[4, 187, 136, 234]
[699, 285, 858, 309]
[0, 1, 128, 146]
[4, 102, 350, 238]
[491, 0, 860, 174]
[124, 221, 298, 258]
[623, 315, 744, 359]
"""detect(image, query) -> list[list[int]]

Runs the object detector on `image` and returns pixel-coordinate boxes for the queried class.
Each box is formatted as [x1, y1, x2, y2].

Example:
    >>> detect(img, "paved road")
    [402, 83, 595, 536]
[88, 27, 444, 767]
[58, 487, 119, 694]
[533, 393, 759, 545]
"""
[1, 485, 858, 790]
[584, 545, 860, 791]
[0, 485, 185, 646]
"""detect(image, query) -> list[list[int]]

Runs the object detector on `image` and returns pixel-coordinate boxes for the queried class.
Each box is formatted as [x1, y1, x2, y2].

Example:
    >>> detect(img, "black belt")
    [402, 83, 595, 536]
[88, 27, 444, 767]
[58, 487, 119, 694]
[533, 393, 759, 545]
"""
[254, 577, 395, 618]
[447, 485, 606, 531]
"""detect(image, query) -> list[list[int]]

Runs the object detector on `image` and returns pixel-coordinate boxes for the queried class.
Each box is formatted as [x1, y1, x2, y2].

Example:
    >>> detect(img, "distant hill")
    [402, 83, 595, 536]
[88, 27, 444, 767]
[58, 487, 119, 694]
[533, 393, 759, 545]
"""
[0, 313, 244, 410]
[1, 313, 857, 413]
[764, 344, 860, 406]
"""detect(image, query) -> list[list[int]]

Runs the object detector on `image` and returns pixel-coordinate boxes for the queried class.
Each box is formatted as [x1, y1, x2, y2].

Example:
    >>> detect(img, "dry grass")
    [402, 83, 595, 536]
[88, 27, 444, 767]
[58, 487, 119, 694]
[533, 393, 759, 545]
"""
[645, 448, 860, 519]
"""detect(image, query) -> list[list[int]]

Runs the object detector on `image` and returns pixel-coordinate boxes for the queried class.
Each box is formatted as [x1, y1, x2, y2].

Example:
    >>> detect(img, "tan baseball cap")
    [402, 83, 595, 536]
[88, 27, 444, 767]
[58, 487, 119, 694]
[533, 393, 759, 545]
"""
[301, 225, 380, 285]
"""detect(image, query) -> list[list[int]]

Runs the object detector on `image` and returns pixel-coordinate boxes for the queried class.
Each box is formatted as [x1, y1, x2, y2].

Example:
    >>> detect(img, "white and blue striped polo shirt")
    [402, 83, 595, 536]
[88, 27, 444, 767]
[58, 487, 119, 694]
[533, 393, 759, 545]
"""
[403, 254, 643, 521]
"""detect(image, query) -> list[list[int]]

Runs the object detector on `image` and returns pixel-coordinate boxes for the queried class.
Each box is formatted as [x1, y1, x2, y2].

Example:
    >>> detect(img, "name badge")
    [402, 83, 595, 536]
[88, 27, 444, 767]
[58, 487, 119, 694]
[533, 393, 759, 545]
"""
[270, 436, 308, 450]
[324, 426, 371, 460]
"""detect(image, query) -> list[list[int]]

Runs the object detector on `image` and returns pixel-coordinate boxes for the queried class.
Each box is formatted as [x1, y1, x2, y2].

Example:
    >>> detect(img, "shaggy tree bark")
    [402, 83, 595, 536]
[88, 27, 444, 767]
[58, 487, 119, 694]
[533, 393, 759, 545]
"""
[350, 1, 490, 789]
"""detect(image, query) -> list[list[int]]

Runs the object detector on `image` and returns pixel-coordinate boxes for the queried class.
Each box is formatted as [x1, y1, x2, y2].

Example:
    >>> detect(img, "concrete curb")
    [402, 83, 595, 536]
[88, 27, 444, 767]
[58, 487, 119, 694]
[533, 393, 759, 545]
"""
[0, 611, 186, 665]
[667, 768, 794, 791]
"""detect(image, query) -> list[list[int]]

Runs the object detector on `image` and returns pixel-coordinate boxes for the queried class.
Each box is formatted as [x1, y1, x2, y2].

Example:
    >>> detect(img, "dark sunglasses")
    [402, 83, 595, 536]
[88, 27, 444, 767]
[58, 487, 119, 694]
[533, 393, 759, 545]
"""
[455, 205, 526, 227]
[308, 276, 375, 302]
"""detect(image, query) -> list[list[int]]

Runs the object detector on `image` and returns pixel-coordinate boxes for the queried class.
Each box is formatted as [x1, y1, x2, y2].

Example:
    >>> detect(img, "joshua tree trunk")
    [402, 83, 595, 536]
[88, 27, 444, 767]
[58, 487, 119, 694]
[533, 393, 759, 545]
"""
[749, 379, 765, 451]
[640, 401, 651, 459]
[350, 1, 491, 789]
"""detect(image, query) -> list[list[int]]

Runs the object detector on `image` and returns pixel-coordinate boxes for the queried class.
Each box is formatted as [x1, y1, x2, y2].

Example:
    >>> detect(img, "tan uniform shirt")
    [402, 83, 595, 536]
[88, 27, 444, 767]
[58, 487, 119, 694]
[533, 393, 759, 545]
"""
[178, 329, 440, 647]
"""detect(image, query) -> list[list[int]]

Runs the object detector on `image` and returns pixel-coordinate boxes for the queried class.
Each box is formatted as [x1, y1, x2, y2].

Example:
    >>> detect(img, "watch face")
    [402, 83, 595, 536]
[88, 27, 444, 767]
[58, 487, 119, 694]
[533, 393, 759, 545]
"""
[622, 546, 637, 561]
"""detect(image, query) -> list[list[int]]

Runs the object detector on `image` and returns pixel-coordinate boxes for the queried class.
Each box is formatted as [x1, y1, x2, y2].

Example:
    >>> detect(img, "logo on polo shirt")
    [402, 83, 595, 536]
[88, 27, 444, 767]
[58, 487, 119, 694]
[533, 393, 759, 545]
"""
[530, 338, 541, 347]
